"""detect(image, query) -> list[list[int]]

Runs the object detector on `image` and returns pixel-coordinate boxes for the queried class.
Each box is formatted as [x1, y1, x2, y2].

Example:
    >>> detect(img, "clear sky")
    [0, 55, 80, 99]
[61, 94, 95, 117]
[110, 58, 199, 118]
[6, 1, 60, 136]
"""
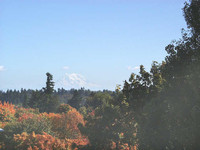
[0, 0, 187, 91]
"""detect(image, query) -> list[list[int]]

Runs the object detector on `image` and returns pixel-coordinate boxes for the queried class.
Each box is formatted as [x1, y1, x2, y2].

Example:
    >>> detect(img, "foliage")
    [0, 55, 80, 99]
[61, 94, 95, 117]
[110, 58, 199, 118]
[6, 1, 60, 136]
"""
[0, 101, 16, 128]
[137, 1, 200, 149]
[86, 92, 114, 109]
[14, 132, 70, 150]
[183, 0, 200, 35]
[68, 89, 83, 109]
[15, 107, 39, 119]
[57, 103, 72, 113]
[0, 102, 88, 150]
[28, 73, 59, 113]
[79, 89, 137, 150]
[51, 107, 85, 139]
[13, 131, 89, 150]
[43, 72, 54, 95]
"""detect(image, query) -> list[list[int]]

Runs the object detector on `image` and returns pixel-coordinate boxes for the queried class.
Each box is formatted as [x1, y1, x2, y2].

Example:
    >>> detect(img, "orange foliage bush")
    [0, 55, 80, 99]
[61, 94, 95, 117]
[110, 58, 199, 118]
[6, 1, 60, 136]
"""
[15, 107, 39, 118]
[14, 132, 70, 150]
[50, 108, 85, 139]
[0, 101, 89, 149]
[0, 101, 15, 127]
[17, 113, 35, 122]
[14, 132, 89, 150]
[15, 107, 45, 123]
[40, 112, 61, 120]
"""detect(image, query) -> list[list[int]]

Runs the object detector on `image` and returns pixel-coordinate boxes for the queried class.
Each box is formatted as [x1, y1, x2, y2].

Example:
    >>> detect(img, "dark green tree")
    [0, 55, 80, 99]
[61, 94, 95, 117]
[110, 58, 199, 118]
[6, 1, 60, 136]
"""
[138, 1, 200, 149]
[68, 90, 82, 109]
[79, 87, 137, 150]
[42, 72, 59, 112]
[183, 0, 200, 35]
[28, 90, 43, 109]
[43, 72, 54, 94]
[28, 73, 59, 112]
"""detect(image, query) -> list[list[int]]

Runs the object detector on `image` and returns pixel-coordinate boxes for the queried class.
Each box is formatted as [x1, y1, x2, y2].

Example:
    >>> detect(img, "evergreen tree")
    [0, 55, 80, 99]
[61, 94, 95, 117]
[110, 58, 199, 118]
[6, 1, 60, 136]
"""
[68, 90, 82, 109]
[42, 72, 59, 112]
[43, 72, 54, 95]
[28, 73, 59, 112]
[138, 1, 200, 149]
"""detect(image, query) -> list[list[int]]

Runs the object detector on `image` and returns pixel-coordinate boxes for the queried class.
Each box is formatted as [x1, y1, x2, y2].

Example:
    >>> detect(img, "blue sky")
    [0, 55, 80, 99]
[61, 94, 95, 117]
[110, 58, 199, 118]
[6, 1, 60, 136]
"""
[0, 0, 187, 91]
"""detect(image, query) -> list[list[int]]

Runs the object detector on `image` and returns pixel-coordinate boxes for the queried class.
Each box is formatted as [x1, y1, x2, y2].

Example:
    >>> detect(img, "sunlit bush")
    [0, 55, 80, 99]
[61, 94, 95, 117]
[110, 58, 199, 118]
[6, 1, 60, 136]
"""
[0, 101, 89, 149]
[14, 132, 69, 150]
[13, 131, 89, 150]
[51, 107, 85, 139]
[0, 101, 16, 128]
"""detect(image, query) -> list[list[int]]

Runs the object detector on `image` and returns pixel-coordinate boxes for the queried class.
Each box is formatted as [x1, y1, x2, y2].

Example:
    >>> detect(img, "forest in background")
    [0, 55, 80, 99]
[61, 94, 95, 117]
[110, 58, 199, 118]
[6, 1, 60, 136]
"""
[0, 0, 200, 149]
[0, 85, 114, 111]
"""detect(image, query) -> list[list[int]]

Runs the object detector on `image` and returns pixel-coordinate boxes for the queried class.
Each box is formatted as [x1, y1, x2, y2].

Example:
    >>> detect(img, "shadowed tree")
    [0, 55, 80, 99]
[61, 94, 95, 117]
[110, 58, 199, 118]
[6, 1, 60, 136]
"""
[138, 1, 200, 149]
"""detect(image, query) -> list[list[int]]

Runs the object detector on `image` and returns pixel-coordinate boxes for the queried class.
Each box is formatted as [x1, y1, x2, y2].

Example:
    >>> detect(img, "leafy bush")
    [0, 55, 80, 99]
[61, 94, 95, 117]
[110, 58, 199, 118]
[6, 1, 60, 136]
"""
[13, 131, 89, 150]
[57, 104, 72, 113]
[14, 132, 70, 150]
[0, 102, 16, 128]
[15, 107, 39, 119]
[0, 102, 88, 149]
[0, 113, 54, 149]
[51, 107, 85, 139]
